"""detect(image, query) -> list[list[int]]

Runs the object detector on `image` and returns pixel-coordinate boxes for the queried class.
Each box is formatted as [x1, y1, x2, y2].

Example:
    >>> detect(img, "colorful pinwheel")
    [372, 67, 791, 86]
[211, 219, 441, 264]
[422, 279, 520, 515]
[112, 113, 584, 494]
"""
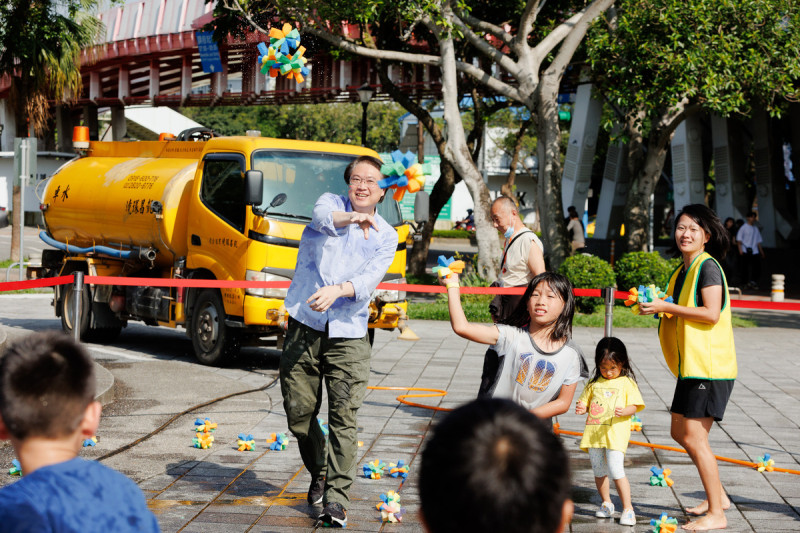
[376, 491, 404, 523]
[194, 418, 217, 433]
[378, 149, 430, 202]
[649, 466, 674, 487]
[363, 459, 387, 479]
[193, 431, 214, 449]
[650, 512, 678, 533]
[237, 433, 256, 452]
[267, 432, 289, 451]
[756, 454, 775, 472]
[625, 285, 674, 319]
[9, 459, 21, 476]
[387, 460, 410, 479]
[82, 436, 98, 447]
[432, 255, 465, 282]
[269, 23, 300, 56]
[255, 23, 309, 85]
[630, 414, 643, 432]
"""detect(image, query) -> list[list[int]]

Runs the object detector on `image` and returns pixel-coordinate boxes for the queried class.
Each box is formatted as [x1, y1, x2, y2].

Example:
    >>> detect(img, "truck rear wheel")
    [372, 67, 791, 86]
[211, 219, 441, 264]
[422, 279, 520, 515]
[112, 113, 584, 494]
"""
[191, 289, 240, 366]
[61, 285, 91, 340]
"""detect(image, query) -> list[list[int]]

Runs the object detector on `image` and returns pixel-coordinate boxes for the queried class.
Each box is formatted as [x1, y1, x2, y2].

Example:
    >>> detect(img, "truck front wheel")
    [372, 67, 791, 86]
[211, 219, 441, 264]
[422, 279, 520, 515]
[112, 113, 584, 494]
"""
[191, 289, 240, 366]
[60, 285, 91, 340]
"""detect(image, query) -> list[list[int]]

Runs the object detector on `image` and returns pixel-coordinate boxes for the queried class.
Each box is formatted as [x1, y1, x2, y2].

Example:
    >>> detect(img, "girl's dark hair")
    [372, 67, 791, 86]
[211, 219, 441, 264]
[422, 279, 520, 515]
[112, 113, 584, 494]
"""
[667, 204, 730, 260]
[588, 336, 636, 384]
[505, 272, 575, 342]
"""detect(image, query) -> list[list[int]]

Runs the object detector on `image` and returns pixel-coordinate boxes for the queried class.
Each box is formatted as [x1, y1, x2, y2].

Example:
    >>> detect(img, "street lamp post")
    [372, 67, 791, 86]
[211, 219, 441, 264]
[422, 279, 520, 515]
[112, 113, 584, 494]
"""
[357, 83, 374, 147]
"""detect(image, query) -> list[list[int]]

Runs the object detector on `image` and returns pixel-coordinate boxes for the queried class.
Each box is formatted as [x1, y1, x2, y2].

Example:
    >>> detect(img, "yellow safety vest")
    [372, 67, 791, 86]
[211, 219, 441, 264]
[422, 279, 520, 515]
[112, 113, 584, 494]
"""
[658, 252, 737, 380]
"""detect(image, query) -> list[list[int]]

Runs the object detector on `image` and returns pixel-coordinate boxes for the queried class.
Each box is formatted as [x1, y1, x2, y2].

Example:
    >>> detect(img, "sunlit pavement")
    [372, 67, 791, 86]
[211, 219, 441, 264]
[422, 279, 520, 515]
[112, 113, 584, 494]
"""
[0, 296, 799, 531]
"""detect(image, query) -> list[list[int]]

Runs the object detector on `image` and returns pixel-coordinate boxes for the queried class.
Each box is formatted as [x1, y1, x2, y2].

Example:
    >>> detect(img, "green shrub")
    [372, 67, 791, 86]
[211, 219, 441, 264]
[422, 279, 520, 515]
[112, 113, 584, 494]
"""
[432, 229, 474, 239]
[614, 251, 677, 292]
[558, 255, 616, 314]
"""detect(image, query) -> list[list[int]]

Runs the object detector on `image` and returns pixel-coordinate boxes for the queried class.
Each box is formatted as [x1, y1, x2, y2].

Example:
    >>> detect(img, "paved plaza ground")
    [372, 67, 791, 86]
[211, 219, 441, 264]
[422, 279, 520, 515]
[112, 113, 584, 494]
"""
[1, 304, 799, 532]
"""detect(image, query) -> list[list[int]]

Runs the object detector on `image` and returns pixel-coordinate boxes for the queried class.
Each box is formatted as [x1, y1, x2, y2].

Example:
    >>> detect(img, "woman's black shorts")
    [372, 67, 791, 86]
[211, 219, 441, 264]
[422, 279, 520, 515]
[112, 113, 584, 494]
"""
[670, 378, 734, 421]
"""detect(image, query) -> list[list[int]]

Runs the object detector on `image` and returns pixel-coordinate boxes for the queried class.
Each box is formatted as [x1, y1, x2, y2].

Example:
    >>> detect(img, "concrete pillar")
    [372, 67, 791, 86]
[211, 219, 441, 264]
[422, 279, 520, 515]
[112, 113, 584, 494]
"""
[110, 106, 127, 140]
[751, 108, 797, 246]
[118, 66, 130, 104]
[671, 113, 705, 211]
[561, 83, 602, 218]
[83, 104, 99, 141]
[149, 58, 160, 101]
[180, 54, 192, 105]
[711, 114, 748, 222]
[55, 105, 74, 152]
[0, 99, 16, 151]
[594, 139, 628, 239]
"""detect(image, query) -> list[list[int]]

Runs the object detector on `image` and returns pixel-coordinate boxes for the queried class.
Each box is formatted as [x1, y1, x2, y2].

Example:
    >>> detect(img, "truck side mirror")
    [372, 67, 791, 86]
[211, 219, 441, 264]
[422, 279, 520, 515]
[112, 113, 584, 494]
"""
[244, 170, 263, 206]
[414, 191, 429, 225]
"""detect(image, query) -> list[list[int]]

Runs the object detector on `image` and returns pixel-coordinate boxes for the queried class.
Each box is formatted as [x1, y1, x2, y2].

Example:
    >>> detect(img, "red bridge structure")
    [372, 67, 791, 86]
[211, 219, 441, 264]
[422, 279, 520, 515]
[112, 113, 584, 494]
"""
[0, 0, 441, 146]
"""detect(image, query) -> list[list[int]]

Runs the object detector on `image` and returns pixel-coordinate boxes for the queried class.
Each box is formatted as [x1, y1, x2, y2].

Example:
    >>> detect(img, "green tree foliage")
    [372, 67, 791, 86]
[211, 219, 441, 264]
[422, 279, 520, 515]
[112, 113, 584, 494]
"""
[588, 1, 800, 125]
[585, 0, 800, 252]
[0, 0, 101, 135]
[558, 254, 616, 314]
[614, 251, 676, 291]
[181, 102, 405, 152]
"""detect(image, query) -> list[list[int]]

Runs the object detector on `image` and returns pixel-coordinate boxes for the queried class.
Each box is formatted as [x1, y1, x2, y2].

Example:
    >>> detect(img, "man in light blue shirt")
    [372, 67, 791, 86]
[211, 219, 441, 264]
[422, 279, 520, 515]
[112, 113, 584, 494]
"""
[280, 155, 397, 528]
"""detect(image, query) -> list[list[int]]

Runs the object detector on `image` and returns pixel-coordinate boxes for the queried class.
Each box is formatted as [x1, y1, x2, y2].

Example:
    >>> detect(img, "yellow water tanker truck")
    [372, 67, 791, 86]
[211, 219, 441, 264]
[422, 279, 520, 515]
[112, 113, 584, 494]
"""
[32, 130, 424, 365]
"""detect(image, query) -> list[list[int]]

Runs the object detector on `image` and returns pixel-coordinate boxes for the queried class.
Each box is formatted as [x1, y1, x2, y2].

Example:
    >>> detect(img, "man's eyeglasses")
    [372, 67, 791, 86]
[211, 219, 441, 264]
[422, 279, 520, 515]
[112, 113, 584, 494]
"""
[349, 176, 380, 188]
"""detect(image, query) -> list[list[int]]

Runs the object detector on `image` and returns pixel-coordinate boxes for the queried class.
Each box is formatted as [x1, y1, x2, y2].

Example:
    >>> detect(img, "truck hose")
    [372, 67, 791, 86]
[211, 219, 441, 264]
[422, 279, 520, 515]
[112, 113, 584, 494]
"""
[39, 231, 156, 261]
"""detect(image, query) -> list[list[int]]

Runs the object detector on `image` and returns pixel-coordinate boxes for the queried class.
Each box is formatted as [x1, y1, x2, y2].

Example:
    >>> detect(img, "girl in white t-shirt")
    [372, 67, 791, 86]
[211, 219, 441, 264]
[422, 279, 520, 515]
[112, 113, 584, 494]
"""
[442, 272, 588, 424]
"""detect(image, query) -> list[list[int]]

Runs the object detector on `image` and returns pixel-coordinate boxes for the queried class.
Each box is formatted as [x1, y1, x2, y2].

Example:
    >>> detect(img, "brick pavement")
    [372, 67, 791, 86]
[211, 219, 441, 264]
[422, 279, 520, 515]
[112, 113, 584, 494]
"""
[2, 313, 799, 532]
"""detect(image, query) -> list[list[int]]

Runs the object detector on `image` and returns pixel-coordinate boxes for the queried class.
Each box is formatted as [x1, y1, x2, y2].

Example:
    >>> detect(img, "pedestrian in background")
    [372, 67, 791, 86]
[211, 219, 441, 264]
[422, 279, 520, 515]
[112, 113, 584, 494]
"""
[736, 211, 765, 289]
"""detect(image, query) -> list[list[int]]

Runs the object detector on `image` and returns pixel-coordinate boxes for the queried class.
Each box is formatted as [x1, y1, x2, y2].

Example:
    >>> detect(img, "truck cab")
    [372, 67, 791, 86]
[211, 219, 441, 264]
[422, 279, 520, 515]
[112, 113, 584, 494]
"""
[35, 133, 421, 365]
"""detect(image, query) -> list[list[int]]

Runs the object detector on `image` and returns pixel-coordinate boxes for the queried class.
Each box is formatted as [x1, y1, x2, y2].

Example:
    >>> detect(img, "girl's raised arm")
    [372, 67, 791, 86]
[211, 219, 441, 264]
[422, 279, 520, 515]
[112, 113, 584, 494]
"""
[442, 274, 500, 345]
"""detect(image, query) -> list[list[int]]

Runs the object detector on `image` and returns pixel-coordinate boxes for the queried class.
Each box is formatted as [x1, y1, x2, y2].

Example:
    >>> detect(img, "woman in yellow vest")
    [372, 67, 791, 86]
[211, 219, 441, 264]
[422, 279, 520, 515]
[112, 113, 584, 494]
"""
[639, 204, 736, 531]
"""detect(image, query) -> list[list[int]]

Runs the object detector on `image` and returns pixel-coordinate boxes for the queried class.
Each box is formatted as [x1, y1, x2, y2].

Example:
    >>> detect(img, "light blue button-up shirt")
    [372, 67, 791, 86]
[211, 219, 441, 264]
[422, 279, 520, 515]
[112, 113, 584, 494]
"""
[285, 193, 398, 338]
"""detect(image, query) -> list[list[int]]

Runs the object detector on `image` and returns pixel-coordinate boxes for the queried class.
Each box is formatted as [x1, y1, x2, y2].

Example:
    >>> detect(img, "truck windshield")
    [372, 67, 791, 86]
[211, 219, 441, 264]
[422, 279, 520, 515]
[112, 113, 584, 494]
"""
[251, 150, 403, 226]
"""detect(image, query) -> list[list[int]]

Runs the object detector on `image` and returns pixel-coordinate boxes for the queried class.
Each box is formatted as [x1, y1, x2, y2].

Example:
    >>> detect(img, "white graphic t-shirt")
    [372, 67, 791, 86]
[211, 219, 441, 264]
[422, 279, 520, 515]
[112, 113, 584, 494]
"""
[491, 325, 588, 411]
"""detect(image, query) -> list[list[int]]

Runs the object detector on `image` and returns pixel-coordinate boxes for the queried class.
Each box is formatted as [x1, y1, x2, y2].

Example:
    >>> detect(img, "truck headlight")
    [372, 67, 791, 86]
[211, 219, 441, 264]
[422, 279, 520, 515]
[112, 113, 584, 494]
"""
[373, 278, 406, 303]
[246, 270, 290, 298]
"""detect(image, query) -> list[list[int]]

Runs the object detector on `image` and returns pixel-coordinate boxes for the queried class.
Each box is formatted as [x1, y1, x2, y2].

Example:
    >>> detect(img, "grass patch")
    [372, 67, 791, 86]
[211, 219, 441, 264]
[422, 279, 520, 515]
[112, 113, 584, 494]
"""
[408, 300, 758, 328]
[432, 229, 474, 239]
[0, 258, 52, 294]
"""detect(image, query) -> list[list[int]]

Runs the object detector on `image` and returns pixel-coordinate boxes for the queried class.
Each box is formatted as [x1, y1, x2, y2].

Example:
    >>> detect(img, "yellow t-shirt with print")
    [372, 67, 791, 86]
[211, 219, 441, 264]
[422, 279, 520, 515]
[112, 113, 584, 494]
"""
[578, 376, 644, 453]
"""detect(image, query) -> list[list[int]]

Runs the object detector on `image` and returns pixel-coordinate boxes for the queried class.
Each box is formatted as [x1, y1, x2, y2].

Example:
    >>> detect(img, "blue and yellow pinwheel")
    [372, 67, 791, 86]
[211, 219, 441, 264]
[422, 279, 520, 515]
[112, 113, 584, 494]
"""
[650, 512, 678, 533]
[630, 414, 643, 432]
[237, 433, 255, 452]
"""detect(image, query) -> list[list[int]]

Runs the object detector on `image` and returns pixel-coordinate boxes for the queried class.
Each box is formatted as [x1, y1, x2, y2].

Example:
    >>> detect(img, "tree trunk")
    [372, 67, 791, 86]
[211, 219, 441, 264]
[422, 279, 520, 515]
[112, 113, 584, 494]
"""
[623, 104, 692, 252]
[10, 79, 28, 264]
[501, 119, 532, 202]
[408, 159, 457, 276]
[624, 135, 670, 252]
[536, 78, 570, 270]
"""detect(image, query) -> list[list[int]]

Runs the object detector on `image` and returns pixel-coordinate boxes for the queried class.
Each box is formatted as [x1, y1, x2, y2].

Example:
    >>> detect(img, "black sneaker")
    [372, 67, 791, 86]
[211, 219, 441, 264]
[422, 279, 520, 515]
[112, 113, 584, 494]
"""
[318, 501, 347, 528]
[307, 475, 325, 505]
